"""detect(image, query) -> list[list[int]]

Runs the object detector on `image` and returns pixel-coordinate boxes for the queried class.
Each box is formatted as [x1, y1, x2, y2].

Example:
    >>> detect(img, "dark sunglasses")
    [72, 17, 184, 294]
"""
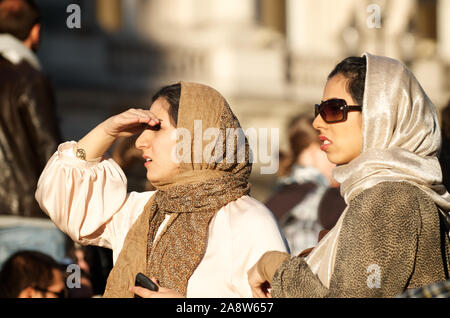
[314, 98, 362, 123]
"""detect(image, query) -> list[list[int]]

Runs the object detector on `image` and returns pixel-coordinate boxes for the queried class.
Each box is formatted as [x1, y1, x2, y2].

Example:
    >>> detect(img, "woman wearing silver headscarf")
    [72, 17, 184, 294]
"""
[248, 53, 450, 297]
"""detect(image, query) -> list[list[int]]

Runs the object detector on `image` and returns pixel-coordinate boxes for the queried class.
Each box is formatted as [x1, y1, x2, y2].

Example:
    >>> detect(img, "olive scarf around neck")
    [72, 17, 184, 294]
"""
[103, 82, 252, 297]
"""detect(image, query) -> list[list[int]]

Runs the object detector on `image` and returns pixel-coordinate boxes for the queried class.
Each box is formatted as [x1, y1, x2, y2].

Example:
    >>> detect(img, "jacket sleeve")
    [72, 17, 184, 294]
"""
[19, 73, 61, 169]
[271, 182, 421, 297]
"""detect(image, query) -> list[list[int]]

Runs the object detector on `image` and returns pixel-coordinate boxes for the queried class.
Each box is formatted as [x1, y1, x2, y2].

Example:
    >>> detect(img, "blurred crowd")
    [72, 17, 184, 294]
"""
[0, 0, 449, 298]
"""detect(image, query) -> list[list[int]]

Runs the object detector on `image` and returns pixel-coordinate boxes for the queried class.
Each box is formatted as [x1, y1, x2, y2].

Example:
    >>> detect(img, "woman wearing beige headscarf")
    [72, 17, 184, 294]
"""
[248, 53, 450, 298]
[36, 82, 288, 297]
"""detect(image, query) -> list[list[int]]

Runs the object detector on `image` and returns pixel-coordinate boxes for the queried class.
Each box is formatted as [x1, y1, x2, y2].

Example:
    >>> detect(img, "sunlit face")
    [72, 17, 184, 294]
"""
[43, 269, 66, 298]
[312, 74, 363, 165]
[18, 268, 66, 298]
[135, 98, 180, 183]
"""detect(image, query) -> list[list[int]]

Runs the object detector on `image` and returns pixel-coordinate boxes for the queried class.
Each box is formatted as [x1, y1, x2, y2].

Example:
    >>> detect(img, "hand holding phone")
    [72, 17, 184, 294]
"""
[135, 272, 159, 293]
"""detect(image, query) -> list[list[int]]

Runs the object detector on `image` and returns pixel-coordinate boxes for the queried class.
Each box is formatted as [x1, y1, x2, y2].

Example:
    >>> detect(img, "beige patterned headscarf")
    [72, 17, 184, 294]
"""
[104, 82, 251, 297]
[305, 53, 450, 288]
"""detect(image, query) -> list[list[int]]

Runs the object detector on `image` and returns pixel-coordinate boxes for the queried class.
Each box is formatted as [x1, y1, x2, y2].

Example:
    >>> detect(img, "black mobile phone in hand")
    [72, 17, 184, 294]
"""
[135, 272, 159, 294]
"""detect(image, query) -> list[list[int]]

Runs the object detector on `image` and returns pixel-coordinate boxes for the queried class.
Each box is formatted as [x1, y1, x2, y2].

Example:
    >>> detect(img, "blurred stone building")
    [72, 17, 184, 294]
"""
[35, 0, 450, 200]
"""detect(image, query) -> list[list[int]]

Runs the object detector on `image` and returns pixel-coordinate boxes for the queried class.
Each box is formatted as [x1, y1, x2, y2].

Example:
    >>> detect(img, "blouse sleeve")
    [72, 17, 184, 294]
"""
[35, 141, 154, 253]
[228, 196, 289, 297]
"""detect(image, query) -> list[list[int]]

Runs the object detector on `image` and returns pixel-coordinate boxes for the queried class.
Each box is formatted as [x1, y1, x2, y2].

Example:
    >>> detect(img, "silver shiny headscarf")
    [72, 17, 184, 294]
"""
[334, 53, 450, 212]
[305, 52, 450, 288]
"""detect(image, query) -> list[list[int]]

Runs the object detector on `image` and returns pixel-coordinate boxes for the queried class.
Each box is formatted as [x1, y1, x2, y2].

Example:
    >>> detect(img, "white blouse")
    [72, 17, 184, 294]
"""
[36, 141, 288, 298]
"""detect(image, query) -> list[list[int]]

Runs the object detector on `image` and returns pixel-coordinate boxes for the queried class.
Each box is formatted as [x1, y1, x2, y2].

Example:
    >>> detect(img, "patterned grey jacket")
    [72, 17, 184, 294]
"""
[272, 182, 450, 297]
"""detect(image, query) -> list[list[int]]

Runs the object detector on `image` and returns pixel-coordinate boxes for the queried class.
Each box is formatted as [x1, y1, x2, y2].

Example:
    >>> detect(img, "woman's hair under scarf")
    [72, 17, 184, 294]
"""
[305, 52, 450, 289]
[103, 82, 252, 297]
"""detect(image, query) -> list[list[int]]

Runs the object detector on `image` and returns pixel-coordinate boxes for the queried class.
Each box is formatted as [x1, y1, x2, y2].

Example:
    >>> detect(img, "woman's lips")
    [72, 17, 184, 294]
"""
[319, 135, 332, 151]
[143, 155, 152, 167]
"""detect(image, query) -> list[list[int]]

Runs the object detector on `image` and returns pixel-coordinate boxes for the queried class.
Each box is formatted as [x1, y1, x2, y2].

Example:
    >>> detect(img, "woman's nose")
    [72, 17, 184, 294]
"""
[312, 114, 326, 131]
[135, 130, 150, 150]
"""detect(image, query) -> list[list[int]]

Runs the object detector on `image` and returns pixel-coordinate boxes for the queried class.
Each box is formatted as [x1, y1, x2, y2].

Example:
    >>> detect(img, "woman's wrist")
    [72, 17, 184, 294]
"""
[98, 121, 118, 139]
[76, 123, 117, 160]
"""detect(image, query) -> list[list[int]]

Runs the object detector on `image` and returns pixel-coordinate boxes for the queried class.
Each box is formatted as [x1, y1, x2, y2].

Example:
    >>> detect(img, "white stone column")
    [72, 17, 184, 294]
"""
[286, 0, 354, 57]
[383, 0, 416, 59]
[138, 0, 255, 32]
[121, 0, 139, 34]
[208, 0, 256, 25]
[286, 0, 356, 102]
[438, 0, 450, 63]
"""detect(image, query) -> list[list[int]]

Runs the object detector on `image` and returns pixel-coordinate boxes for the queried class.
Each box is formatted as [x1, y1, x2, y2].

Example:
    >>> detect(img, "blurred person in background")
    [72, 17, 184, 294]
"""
[0, 250, 67, 298]
[439, 100, 450, 235]
[439, 100, 450, 192]
[0, 0, 66, 268]
[66, 243, 111, 297]
[265, 114, 345, 255]
[318, 186, 347, 232]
